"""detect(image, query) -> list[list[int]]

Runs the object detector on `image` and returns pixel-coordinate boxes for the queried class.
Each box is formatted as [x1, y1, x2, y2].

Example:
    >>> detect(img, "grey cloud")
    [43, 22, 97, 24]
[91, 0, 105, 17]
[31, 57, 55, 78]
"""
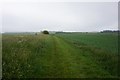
[2, 2, 118, 32]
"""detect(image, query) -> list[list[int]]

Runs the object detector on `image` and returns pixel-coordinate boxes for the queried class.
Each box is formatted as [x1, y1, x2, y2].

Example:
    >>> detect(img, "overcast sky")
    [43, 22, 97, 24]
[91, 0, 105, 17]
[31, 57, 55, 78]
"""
[1, 0, 119, 32]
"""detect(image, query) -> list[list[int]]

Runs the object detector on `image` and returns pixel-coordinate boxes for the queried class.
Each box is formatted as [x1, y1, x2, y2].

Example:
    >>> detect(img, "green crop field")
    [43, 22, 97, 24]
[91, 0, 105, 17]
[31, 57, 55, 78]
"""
[2, 32, 119, 78]
[56, 32, 118, 54]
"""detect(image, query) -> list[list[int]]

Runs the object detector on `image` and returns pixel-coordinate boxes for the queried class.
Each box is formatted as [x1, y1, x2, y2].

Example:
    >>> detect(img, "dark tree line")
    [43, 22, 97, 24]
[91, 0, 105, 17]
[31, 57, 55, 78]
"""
[100, 30, 120, 33]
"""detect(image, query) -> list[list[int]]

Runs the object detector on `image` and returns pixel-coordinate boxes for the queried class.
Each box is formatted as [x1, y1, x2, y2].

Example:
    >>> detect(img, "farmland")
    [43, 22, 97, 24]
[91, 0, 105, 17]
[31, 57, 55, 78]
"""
[2, 32, 119, 78]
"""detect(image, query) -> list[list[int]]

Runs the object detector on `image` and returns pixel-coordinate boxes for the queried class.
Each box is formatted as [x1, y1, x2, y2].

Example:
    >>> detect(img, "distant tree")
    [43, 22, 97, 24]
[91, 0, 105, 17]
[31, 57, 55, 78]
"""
[42, 30, 49, 34]
[35, 33, 37, 35]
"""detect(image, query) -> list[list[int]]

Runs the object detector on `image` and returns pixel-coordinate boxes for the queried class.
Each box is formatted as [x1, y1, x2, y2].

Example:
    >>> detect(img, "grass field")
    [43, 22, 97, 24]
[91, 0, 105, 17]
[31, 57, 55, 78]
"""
[2, 32, 119, 78]
[56, 32, 118, 54]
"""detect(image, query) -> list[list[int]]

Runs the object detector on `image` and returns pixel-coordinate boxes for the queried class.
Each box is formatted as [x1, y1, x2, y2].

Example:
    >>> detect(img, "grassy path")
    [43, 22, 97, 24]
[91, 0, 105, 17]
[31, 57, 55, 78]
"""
[42, 35, 112, 78]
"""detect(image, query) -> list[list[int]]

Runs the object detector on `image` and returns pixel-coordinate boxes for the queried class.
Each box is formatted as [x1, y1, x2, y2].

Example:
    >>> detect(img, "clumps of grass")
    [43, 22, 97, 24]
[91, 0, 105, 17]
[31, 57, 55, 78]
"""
[71, 41, 118, 77]
[2, 36, 33, 78]
[2, 34, 56, 78]
[2, 34, 50, 78]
